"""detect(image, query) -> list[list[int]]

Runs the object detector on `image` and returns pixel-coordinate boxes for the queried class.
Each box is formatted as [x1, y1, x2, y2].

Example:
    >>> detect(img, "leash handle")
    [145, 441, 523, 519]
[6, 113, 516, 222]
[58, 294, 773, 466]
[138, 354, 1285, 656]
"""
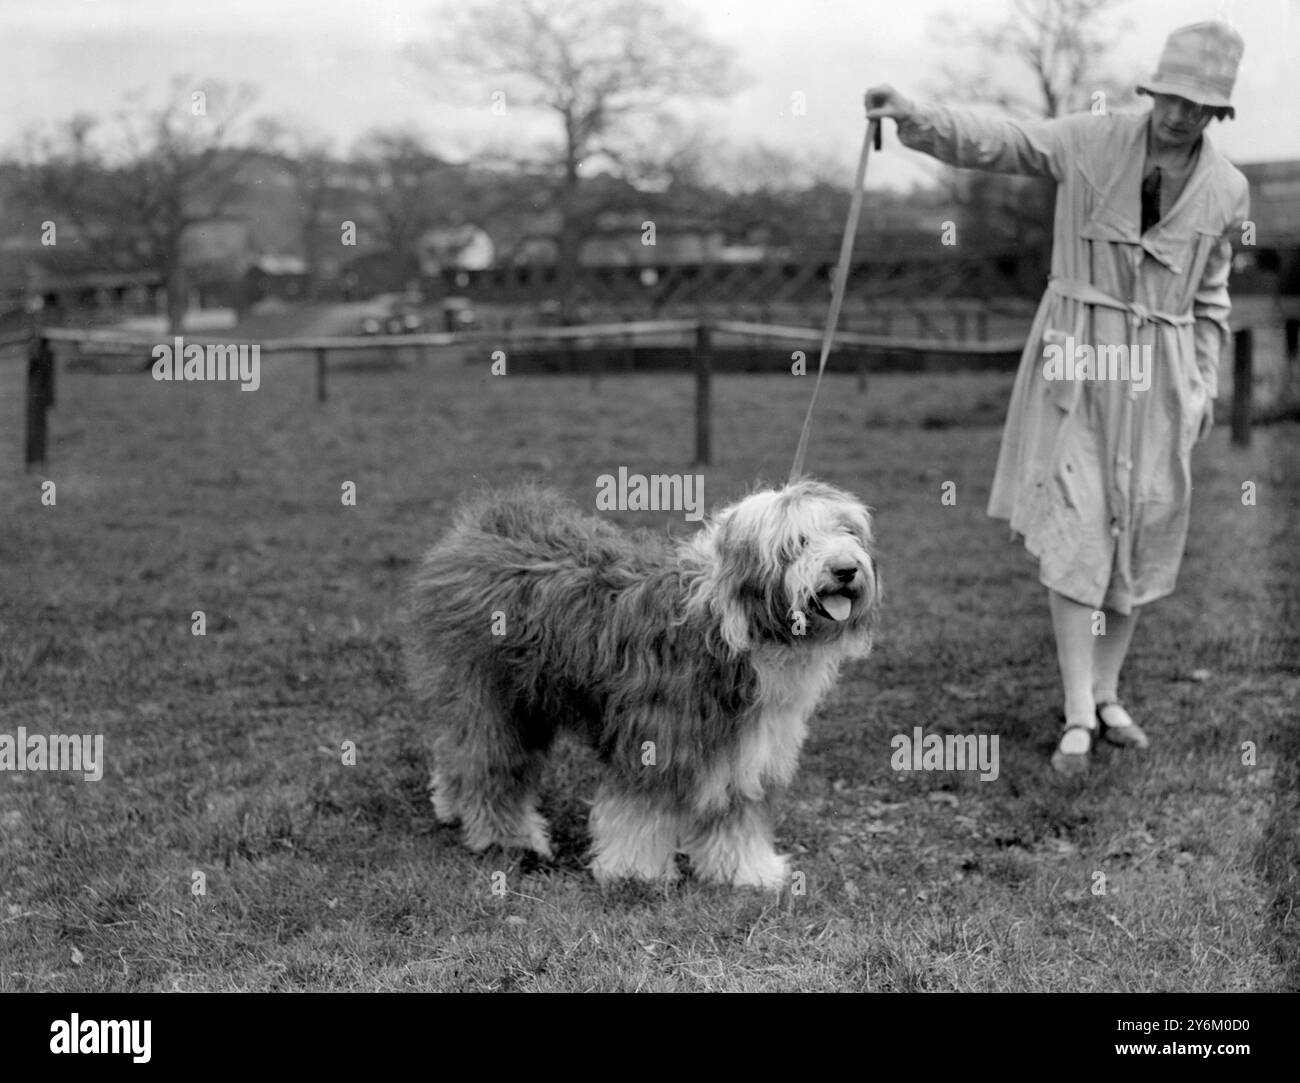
[789, 117, 880, 485]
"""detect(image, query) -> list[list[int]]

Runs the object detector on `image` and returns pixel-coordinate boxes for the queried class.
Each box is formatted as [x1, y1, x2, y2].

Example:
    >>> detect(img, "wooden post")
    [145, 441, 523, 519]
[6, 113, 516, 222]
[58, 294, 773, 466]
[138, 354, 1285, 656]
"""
[44, 336, 56, 408]
[315, 347, 328, 403]
[694, 321, 712, 466]
[1231, 328, 1252, 447]
[1287, 318, 1298, 404]
[25, 333, 53, 468]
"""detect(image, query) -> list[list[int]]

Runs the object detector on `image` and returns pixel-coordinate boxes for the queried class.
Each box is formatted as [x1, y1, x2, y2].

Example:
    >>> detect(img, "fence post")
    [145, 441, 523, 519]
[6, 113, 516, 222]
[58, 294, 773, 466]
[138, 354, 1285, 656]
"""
[1231, 328, 1252, 447]
[694, 321, 712, 467]
[315, 347, 328, 403]
[45, 335, 57, 409]
[25, 332, 53, 468]
[1283, 317, 1299, 409]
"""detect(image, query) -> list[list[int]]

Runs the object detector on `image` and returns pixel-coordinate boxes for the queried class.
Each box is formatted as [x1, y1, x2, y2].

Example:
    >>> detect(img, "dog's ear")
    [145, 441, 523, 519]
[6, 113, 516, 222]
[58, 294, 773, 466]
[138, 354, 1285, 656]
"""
[684, 516, 752, 653]
[708, 518, 767, 654]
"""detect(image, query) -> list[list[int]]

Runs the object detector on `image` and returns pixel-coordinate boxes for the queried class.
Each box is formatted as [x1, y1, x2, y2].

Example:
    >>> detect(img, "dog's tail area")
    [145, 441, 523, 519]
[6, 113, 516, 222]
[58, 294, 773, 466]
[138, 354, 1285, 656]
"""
[404, 484, 651, 664]
[402, 487, 605, 706]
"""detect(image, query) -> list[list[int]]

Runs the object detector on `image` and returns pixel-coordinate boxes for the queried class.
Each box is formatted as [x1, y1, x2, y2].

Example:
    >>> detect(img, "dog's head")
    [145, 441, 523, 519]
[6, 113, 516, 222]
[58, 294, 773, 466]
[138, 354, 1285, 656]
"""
[687, 479, 880, 655]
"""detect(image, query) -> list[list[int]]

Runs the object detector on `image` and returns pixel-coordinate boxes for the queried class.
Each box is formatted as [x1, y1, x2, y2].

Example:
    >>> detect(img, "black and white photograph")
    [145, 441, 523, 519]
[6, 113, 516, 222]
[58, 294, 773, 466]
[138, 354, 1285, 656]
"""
[0, 0, 1296, 1038]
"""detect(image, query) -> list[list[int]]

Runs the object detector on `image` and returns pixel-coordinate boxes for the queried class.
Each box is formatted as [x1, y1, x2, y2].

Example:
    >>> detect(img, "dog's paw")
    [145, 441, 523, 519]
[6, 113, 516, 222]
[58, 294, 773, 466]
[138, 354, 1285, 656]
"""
[429, 771, 458, 825]
[589, 854, 680, 887]
[729, 851, 790, 892]
[522, 818, 554, 861]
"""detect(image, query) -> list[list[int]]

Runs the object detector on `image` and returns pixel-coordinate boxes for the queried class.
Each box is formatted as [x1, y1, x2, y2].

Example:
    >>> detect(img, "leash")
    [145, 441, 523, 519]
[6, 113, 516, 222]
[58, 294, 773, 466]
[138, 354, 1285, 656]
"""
[788, 116, 881, 485]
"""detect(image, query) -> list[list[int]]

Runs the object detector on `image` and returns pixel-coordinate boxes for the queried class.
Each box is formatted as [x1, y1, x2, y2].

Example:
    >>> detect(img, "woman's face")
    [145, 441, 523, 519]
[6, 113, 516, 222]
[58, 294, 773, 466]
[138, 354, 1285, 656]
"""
[1148, 93, 1215, 153]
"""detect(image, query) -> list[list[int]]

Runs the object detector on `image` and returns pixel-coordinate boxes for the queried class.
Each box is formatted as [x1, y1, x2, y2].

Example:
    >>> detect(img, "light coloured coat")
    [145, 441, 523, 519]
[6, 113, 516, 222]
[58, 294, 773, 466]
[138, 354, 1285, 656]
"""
[898, 104, 1250, 611]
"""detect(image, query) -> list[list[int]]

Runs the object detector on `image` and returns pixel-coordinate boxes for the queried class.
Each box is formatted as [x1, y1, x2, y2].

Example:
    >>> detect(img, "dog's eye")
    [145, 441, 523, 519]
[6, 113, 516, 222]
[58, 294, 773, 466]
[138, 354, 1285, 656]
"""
[797, 534, 808, 548]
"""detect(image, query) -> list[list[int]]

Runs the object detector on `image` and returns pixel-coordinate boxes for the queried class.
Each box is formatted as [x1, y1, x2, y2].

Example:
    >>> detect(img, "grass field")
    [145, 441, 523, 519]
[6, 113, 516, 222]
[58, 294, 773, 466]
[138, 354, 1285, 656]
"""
[1, 344, 1296, 992]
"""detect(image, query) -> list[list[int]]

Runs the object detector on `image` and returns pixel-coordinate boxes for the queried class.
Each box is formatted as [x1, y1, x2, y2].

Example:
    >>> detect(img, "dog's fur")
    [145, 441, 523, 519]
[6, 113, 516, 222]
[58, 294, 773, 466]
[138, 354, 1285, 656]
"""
[403, 480, 879, 890]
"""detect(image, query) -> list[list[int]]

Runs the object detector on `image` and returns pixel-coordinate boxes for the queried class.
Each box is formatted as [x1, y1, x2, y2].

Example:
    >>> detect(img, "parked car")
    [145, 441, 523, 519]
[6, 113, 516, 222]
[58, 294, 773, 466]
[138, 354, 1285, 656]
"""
[359, 300, 424, 335]
[441, 297, 477, 333]
[385, 303, 424, 334]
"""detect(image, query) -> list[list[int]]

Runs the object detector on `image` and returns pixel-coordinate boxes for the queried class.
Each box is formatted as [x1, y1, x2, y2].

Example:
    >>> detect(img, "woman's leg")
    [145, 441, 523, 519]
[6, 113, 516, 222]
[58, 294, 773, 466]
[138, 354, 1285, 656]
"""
[1049, 589, 1097, 754]
[1092, 606, 1148, 745]
[1092, 606, 1140, 707]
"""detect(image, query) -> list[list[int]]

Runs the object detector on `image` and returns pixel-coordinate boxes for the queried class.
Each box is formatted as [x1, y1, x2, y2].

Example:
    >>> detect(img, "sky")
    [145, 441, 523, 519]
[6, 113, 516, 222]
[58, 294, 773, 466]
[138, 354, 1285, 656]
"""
[1, 0, 1296, 191]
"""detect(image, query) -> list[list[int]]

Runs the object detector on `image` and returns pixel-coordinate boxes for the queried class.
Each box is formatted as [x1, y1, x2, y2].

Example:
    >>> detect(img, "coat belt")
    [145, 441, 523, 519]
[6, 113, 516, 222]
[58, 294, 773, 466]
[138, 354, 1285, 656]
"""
[1048, 277, 1195, 327]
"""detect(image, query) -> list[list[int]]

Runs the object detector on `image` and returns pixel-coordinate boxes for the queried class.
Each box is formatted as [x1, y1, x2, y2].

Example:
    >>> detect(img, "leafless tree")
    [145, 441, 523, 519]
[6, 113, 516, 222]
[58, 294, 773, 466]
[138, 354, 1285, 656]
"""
[931, 0, 1136, 119]
[256, 122, 343, 301]
[925, 0, 1138, 291]
[409, 0, 742, 318]
[350, 130, 459, 287]
[15, 78, 258, 332]
[288, 141, 336, 302]
[119, 80, 259, 331]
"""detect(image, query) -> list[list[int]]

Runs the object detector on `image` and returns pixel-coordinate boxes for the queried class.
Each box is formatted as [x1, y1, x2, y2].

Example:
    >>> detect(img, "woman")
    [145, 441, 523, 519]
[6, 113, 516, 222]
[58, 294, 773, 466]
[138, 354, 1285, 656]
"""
[865, 21, 1250, 773]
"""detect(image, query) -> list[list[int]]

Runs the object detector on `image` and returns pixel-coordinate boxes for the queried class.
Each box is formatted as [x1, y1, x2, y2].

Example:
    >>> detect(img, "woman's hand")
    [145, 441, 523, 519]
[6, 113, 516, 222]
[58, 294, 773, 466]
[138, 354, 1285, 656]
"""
[864, 84, 915, 122]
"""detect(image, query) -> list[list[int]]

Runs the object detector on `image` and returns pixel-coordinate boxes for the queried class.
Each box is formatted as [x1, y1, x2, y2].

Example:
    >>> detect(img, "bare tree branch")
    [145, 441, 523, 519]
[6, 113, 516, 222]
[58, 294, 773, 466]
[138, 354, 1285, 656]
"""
[13, 77, 260, 331]
[405, 0, 743, 319]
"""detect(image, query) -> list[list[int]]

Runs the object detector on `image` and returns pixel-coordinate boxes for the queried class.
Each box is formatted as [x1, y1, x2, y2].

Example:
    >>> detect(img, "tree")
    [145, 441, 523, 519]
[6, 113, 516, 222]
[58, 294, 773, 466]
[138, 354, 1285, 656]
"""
[927, 0, 1138, 291]
[251, 120, 337, 301]
[349, 130, 455, 291]
[932, 0, 1135, 119]
[410, 0, 741, 318]
[287, 141, 336, 302]
[15, 78, 258, 332]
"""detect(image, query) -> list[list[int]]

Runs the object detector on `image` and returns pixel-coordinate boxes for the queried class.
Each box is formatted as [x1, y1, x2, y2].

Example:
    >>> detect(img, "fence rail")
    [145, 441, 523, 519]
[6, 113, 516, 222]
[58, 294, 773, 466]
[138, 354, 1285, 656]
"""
[12, 316, 1272, 468]
[711, 319, 1024, 354]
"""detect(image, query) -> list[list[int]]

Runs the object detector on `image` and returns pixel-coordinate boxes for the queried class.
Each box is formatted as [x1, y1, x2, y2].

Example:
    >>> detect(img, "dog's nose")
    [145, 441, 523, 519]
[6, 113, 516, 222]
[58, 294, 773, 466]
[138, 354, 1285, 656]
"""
[833, 565, 857, 585]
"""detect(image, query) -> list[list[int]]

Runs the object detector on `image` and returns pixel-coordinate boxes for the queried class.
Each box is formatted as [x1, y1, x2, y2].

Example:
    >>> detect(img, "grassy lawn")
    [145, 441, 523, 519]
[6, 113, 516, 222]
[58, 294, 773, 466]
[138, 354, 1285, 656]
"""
[0, 346, 1296, 991]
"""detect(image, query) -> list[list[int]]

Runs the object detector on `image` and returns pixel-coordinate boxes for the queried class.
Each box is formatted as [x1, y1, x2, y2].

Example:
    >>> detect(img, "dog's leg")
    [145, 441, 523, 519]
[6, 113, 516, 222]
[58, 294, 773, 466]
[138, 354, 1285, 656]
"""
[427, 690, 554, 860]
[588, 786, 681, 885]
[429, 762, 460, 825]
[683, 800, 790, 891]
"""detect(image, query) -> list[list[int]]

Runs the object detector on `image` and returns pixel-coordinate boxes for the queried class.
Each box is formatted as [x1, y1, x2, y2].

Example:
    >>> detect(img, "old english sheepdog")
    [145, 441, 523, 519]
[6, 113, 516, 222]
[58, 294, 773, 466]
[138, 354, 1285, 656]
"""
[403, 479, 879, 890]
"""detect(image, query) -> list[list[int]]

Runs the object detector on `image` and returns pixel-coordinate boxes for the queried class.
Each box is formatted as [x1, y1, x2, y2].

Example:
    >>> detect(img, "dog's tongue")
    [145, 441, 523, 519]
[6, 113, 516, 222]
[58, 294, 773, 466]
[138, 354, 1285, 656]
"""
[820, 595, 851, 621]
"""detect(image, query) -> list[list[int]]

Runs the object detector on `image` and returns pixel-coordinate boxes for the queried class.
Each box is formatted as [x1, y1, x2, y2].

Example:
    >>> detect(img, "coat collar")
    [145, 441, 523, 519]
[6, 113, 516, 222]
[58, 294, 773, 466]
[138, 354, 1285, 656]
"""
[1078, 113, 1231, 272]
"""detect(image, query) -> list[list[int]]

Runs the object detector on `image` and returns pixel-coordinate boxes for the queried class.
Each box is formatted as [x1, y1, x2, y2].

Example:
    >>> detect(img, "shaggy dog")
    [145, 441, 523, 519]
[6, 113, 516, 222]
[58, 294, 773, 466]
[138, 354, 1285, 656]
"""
[403, 480, 879, 890]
